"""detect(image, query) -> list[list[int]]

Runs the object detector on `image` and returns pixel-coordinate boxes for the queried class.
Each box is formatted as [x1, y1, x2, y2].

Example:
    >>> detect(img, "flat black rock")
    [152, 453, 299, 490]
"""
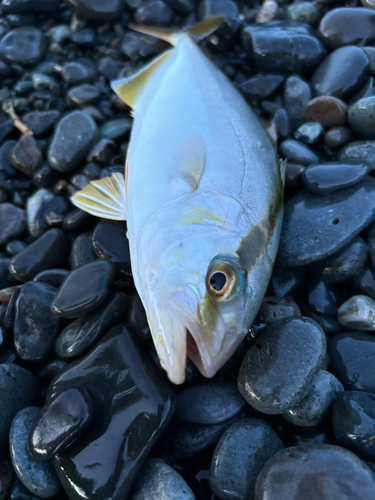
[71, 233, 97, 269]
[45, 324, 175, 500]
[33, 269, 69, 288]
[0, 203, 26, 247]
[278, 177, 375, 266]
[92, 220, 131, 278]
[0, 28, 47, 67]
[302, 161, 370, 194]
[51, 260, 116, 318]
[14, 281, 60, 361]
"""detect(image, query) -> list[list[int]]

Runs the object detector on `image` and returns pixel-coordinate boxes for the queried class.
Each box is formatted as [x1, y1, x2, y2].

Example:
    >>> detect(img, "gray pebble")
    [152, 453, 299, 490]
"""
[280, 139, 319, 166]
[287, 2, 319, 25]
[0, 28, 47, 66]
[348, 96, 375, 138]
[339, 140, 375, 169]
[284, 75, 311, 131]
[338, 295, 375, 330]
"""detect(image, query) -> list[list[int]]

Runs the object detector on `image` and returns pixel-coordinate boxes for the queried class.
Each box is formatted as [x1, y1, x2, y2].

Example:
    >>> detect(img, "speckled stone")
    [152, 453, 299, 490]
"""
[348, 96, 375, 138]
[338, 295, 375, 330]
[339, 140, 375, 169]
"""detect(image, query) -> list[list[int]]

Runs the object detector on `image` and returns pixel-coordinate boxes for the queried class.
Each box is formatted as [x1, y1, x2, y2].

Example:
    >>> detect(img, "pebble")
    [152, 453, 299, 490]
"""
[33, 268, 69, 287]
[176, 381, 245, 425]
[333, 390, 375, 458]
[278, 177, 375, 266]
[338, 295, 375, 330]
[324, 126, 352, 149]
[328, 331, 375, 391]
[318, 8, 375, 49]
[306, 279, 339, 317]
[51, 260, 116, 318]
[260, 295, 301, 322]
[242, 22, 326, 74]
[29, 388, 92, 460]
[280, 139, 319, 165]
[283, 370, 344, 427]
[255, 444, 375, 500]
[306, 236, 368, 285]
[294, 122, 323, 144]
[287, 2, 319, 24]
[10, 136, 42, 176]
[0, 203, 26, 247]
[240, 75, 285, 103]
[9, 477, 42, 500]
[9, 407, 60, 498]
[67, 84, 100, 107]
[61, 61, 97, 85]
[0, 364, 38, 449]
[0, 258, 17, 288]
[303, 96, 347, 128]
[126, 293, 151, 341]
[48, 111, 98, 173]
[348, 96, 375, 138]
[22, 111, 60, 137]
[64, 0, 124, 20]
[46, 324, 175, 500]
[209, 418, 284, 500]
[10, 229, 69, 282]
[301, 160, 370, 194]
[339, 140, 375, 169]
[70, 232, 97, 268]
[100, 118, 132, 140]
[284, 75, 312, 131]
[62, 208, 90, 232]
[270, 263, 306, 297]
[92, 220, 131, 278]
[26, 188, 53, 238]
[0, 28, 47, 66]
[55, 291, 128, 358]
[237, 316, 326, 414]
[352, 267, 375, 300]
[135, 0, 173, 25]
[311, 46, 369, 99]
[131, 458, 195, 500]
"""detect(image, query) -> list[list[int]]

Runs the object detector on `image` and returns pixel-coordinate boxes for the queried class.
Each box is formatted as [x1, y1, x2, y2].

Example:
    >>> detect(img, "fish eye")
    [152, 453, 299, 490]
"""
[209, 272, 227, 293]
[206, 258, 244, 301]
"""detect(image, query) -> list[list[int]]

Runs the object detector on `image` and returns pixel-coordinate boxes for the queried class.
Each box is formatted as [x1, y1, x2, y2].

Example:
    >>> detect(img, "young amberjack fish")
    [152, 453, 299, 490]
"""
[71, 18, 284, 384]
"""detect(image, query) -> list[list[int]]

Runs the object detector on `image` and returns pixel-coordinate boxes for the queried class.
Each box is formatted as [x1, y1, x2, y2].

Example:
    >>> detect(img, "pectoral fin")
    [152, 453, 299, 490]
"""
[71, 173, 127, 221]
[174, 132, 206, 191]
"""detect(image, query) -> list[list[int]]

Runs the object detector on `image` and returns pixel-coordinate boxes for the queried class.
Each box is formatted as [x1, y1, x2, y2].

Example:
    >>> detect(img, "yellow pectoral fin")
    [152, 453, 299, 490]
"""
[71, 173, 127, 221]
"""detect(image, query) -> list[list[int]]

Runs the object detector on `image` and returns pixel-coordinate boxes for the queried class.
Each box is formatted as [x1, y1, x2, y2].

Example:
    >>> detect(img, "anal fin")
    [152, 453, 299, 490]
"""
[71, 173, 127, 221]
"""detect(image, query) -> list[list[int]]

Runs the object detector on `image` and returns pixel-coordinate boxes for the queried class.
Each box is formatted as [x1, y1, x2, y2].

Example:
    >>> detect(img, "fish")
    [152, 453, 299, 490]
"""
[71, 17, 284, 385]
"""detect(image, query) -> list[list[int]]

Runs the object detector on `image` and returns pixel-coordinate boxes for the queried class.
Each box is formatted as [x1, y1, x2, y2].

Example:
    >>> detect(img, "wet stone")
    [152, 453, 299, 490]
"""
[287, 2, 319, 25]
[270, 263, 306, 297]
[14, 281, 60, 361]
[240, 75, 285, 103]
[47, 324, 175, 500]
[339, 140, 375, 170]
[0, 28, 47, 66]
[238, 316, 326, 414]
[349, 96, 375, 139]
[51, 260, 116, 318]
[64, 0, 124, 20]
[48, 111, 98, 173]
[33, 269, 69, 288]
[55, 291, 128, 358]
[333, 391, 375, 458]
[61, 61, 97, 85]
[324, 127, 352, 148]
[318, 8, 375, 49]
[280, 139, 319, 165]
[176, 381, 245, 425]
[134, 0, 173, 25]
[311, 46, 369, 99]
[70, 233, 97, 269]
[26, 189, 53, 239]
[255, 444, 375, 500]
[283, 370, 343, 427]
[301, 160, 370, 194]
[328, 331, 375, 391]
[126, 293, 150, 341]
[338, 295, 375, 330]
[0, 258, 17, 288]
[22, 111, 60, 138]
[306, 279, 339, 317]
[10, 229, 69, 282]
[306, 236, 368, 285]
[9, 477, 42, 500]
[92, 220, 131, 274]
[29, 388, 92, 460]
[209, 418, 284, 500]
[67, 84, 100, 107]
[10, 407, 60, 498]
[242, 22, 326, 74]
[0, 364, 38, 449]
[351, 266, 375, 300]
[0, 204, 26, 247]
[278, 177, 375, 266]
[294, 122, 324, 144]
[62, 209, 91, 232]
[261, 296, 301, 323]
[303, 96, 347, 128]
[131, 458, 195, 500]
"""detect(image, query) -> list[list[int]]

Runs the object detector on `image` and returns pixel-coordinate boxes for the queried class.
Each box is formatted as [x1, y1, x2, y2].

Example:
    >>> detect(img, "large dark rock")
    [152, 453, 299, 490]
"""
[0, 28, 47, 67]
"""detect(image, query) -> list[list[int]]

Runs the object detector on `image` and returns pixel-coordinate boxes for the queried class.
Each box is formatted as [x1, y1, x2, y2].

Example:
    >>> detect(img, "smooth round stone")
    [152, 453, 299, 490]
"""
[283, 370, 343, 427]
[29, 388, 92, 460]
[10, 229, 69, 282]
[328, 331, 375, 391]
[238, 316, 326, 414]
[70, 232, 97, 269]
[284, 75, 312, 131]
[287, 2, 319, 25]
[92, 220, 130, 265]
[10, 136, 42, 175]
[176, 381, 245, 425]
[10, 407, 60, 498]
[306, 236, 368, 285]
[131, 458, 195, 500]
[324, 126, 352, 147]
[22, 111, 60, 137]
[209, 418, 284, 500]
[294, 122, 323, 144]
[338, 295, 375, 330]
[303, 96, 347, 127]
[349, 96, 375, 138]
[339, 140, 375, 169]
[254, 444, 375, 500]
[64, 0, 123, 20]
[0, 203, 26, 247]
[318, 8, 375, 49]
[242, 21, 326, 74]
[0, 364, 38, 449]
[0, 28, 47, 66]
[240, 75, 285, 102]
[278, 177, 375, 266]
[61, 61, 97, 85]
[48, 111, 98, 173]
[134, 0, 173, 25]
[306, 280, 339, 317]
[100, 118, 132, 140]
[301, 160, 370, 194]
[280, 140, 319, 166]
[67, 84, 100, 107]
[333, 391, 375, 457]
[311, 46, 369, 99]
[51, 260, 116, 318]
[270, 263, 306, 297]
[33, 269, 69, 288]
[14, 281, 60, 361]
[55, 291, 128, 358]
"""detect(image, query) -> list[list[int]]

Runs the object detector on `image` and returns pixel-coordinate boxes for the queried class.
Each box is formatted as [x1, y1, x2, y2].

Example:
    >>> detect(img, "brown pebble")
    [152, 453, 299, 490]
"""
[303, 96, 348, 128]
[10, 135, 42, 175]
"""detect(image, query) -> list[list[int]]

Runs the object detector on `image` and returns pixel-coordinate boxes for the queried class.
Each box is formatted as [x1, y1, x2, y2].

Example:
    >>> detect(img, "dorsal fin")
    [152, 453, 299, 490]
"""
[173, 132, 206, 191]
[111, 49, 173, 109]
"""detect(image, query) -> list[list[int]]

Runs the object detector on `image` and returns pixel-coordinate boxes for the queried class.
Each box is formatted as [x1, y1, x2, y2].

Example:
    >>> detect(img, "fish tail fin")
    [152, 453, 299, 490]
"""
[129, 16, 224, 46]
